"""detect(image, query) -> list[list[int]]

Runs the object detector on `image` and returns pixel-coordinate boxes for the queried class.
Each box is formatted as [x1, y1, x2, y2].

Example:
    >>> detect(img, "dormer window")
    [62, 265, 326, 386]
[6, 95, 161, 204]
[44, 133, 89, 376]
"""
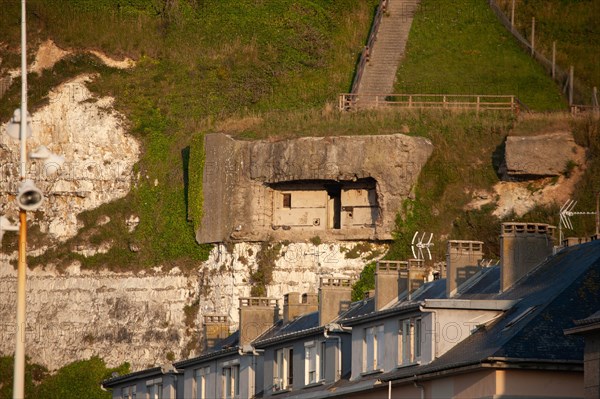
[222, 364, 239, 399]
[274, 347, 293, 391]
[122, 385, 136, 399]
[398, 317, 422, 366]
[363, 324, 384, 372]
[193, 366, 210, 399]
[146, 378, 162, 399]
[304, 341, 318, 384]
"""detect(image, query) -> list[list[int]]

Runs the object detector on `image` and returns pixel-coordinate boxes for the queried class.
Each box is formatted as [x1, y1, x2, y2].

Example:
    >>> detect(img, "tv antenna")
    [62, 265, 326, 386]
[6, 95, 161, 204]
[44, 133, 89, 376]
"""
[559, 196, 599, 244]
[411, 231, 434, 260]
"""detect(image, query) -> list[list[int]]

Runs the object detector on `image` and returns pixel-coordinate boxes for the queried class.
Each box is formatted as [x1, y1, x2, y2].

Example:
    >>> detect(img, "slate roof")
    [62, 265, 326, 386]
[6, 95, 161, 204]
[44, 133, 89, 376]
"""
[102, 367, 162, 388]
[379, 240, 600, 383]
[574, 310, 600, 326]
[254, 298, 374, 347]
[342, 278, 447, 325]
[173, 330, 240, 368]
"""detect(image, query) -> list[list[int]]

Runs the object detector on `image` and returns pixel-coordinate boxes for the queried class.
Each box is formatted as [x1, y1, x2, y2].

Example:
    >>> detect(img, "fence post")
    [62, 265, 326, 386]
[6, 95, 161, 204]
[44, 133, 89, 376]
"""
[593, 87, 598, 107]
[569, 65, 574, 106]
[409, 95, 412, 108]
[552, 41, 556, 79]
[531, 17, 535, 56]
[511, 0, 515, 28]
[477, 96, 480, 114]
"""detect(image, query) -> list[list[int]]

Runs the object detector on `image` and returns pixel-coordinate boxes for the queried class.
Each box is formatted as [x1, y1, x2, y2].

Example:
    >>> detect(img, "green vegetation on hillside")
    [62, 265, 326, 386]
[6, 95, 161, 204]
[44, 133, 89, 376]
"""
[0, 0, 377, 270]
[0, 356, 129, 399]
[496, 0, 600, 95]
[0, 0, 594, 275]
[394, 0, 566, 110]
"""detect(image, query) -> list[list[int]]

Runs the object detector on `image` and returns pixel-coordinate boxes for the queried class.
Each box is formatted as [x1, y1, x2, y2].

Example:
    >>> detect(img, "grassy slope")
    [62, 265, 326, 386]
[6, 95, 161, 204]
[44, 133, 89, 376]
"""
[496, 0, 600, 94]
[0, 0, 377, 270]
[394, 0, 566, 110]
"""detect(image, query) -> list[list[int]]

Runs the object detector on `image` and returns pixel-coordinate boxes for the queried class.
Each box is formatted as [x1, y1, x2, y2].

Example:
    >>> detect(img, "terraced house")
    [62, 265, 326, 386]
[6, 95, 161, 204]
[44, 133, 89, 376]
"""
[102, 223, 600, 399]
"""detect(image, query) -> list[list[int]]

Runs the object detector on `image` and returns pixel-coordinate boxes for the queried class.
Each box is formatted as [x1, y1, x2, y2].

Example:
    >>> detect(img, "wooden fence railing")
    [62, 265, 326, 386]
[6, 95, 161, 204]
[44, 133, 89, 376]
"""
[350, 0, 388, 94]
[339, 93, 522, 113]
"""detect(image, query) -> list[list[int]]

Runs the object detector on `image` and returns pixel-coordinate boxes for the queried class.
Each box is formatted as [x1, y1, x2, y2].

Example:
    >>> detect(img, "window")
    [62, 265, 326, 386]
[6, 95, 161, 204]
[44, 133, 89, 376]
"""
[305, 342, 318, 385]
[122, 385, 136, 399]
[283, 193, 292, 208]
[364, 324, 384, 372]
[319, 341, 327, 382]
[274, 347, 293, 391]
[399, 318, 422, 366]
[415, 318, 422, 359]
[193, 366, 210, 399]
[222, 365, 239, 399]
[146, 380, 162, 399]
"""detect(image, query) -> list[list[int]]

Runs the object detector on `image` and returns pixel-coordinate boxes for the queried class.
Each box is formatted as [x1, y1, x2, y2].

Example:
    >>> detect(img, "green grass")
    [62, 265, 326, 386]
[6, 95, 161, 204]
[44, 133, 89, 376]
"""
[0, 0, 377, 270]
[0, 0, 594, 274]
[394, 0, 566, 110]
[496, 0, 600, 96]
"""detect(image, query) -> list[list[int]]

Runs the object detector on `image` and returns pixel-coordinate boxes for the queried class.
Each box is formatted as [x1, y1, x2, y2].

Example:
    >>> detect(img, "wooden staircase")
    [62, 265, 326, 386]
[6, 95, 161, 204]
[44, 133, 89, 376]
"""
[354, 0, 420, 107]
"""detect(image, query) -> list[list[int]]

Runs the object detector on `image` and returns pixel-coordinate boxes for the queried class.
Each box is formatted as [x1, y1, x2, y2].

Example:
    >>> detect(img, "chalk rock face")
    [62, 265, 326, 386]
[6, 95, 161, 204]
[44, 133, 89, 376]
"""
[0, 241, 382, 371]
[0, 262, 195, 371]
[0, 74, 140, 241]
[199, 133, 433, 243]
[503, 132, 585, 178]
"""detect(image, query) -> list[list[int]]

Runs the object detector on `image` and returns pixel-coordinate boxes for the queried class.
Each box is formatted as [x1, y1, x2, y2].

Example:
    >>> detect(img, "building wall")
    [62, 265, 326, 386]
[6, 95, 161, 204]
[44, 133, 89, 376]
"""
[497, 369, 583, 398]
[350, 316, 406, 380]
[427, 309, 503, 359]
[179, 354, 259, 399]
[344, 369, 583, 399]
[340, 187, 378, 228]
[272, 190, 328, 229]
[350, 308, 505, 381]
[111, 374, 178, 399]
[583, 333, 600, 399]
[261, 334, 348, 396]
[271, 186, 377, 231]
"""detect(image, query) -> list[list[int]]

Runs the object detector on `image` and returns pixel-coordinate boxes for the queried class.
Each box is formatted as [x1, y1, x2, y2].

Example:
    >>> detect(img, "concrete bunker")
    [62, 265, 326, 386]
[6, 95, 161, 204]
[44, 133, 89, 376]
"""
[196, 133, 433, 243]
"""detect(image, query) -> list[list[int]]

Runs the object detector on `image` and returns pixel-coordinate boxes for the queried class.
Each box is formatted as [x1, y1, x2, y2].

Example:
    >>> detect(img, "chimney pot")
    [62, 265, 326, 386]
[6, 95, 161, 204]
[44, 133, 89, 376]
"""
[319, 277, 353, 326]
[283, 292, 318, 323]
[375, 261, 403, 310]
[238, 297, 278, 346]
[445, 240, 484, 298]
[500, 222, 555, 292]
[203, 314, 230, 350]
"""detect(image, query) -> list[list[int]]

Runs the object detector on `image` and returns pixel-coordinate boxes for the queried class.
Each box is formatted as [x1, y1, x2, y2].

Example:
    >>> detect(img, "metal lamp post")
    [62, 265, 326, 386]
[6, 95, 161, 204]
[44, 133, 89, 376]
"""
[3, 2, 65, 395]
[2, 1, 56, 397]
[14, 1, 30, 397]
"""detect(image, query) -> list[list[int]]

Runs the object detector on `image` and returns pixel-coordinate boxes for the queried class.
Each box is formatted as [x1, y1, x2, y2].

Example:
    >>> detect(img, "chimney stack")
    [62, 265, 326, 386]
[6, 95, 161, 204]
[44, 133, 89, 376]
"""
[238, 297, 279, 347]
[203, 314, 230, 350]
[446, 240, 484, 298]
[500, 222, 555, 292]
[399, 259, 427, 299]
[283, 292, 318, 324]
[319, 277, 352, 326]
[375, 261, 400, 311]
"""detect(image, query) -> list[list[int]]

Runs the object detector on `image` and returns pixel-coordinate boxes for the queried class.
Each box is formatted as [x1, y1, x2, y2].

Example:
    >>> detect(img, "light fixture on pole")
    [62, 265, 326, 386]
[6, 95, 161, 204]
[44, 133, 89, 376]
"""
[16, 180, 44, 211]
